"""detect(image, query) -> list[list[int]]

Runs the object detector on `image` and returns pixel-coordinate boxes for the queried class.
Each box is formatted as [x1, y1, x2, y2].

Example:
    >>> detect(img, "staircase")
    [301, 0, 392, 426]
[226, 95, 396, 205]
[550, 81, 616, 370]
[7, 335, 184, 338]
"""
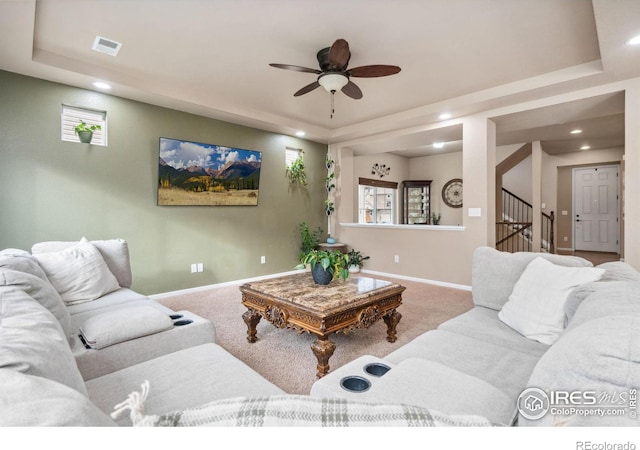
[496, 188, 554, 253]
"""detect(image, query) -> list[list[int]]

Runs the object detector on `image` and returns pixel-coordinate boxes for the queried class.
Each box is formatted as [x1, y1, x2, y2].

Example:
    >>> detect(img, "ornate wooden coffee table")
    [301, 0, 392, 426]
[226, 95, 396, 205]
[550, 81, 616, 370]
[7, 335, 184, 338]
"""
[240, 272, 405, 378]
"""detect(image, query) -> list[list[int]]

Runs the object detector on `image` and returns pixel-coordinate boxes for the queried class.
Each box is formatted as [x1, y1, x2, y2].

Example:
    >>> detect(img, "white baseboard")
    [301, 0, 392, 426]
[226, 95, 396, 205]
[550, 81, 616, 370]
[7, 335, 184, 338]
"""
[149, 268, 472, 300]
[556, 247, 575, 252]
[149, 269, 306, 300]
[360, 269, 471, 291]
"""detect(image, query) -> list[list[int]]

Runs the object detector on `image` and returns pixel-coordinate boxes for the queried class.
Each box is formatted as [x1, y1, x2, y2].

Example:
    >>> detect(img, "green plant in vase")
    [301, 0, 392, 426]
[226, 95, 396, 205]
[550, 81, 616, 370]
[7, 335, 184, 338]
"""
[300, 249, 349, 285]
[74, 121, 101, 144]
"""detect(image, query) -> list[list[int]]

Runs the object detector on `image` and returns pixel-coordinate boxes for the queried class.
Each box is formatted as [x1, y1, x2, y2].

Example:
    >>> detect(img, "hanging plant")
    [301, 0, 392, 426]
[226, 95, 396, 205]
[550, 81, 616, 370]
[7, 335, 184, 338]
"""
[326, 156, 334, 170]
[325, 199, 335, 216]
[286, 152, 307, 186]
[325, 172, 335, 192]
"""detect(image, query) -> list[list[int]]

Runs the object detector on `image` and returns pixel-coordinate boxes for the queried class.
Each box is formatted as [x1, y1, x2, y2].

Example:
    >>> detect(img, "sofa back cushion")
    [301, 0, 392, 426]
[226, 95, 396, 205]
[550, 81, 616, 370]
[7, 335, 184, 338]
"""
[32, 238, 133, 288]
[521, 314, 639, 426]
[0, 286, 88, 396]
[567, 281, 640, 331]
[0, 249, 49, 281]
[0, 268, 72, 338]
[0, 369, 114, 426]
[471, 247, 593, 311]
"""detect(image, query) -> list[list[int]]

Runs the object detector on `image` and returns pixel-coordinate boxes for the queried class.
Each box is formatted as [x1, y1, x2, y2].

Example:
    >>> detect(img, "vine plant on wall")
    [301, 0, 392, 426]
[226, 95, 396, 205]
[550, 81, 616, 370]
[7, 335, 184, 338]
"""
[325, 154, 336, 241]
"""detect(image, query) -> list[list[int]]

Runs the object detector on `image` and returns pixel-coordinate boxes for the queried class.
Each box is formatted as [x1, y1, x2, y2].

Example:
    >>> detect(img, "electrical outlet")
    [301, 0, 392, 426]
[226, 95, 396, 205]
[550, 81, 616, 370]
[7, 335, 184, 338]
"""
[260, 256, 266, 264]
[563, 236, 568, 242]
[394, 255, 400, 263]
[197, 263, 203, 272]
[190, 263, 197, 273]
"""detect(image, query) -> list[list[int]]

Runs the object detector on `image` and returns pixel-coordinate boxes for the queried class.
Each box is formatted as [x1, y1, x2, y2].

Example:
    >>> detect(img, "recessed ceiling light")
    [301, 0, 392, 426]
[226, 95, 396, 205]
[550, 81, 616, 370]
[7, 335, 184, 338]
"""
[295, 131, 305, 137]
[92, 81, 112, 90]
[626, 34, 640, 46]
[433, 142, 445, 149]
[581, 145, 591, 150]
[570, 129, 582, 134]
[439, 113, 452, 120]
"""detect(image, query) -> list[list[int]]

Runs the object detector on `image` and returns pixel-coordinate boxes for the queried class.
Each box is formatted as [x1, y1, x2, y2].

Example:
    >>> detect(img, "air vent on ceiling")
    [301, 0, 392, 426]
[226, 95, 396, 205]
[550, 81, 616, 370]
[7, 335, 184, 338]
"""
[92, 36, 122, 56]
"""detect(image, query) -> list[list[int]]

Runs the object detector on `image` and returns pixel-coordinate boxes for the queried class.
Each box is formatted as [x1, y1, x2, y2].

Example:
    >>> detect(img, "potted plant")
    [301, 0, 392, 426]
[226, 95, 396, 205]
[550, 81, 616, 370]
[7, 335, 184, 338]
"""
[300, 249, 349, 285]
[298, 222, 323, 257]
[347, 249, 370, 273]
[286, 151, 307, 186]
[74, 121, 102, 144]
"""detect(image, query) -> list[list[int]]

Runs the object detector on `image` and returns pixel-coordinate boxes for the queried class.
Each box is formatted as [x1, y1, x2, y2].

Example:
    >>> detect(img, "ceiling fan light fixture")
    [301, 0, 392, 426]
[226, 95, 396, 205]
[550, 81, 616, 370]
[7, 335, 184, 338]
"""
[318, 73, 349, 93]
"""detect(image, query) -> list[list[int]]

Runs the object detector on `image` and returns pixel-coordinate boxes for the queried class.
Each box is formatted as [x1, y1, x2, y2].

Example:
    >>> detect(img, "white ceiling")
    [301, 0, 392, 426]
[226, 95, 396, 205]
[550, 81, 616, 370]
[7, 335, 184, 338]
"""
[1, 0, 638, 155]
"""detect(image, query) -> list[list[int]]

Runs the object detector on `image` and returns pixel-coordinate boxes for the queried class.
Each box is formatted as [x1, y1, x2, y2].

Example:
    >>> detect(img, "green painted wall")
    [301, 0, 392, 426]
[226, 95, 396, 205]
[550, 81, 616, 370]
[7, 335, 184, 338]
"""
[0, 70, 328, 294]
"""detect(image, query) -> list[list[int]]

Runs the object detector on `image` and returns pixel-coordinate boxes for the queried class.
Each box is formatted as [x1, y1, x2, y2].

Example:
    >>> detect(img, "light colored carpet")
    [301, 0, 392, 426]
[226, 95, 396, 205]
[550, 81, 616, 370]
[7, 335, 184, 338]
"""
[157, 274, 473, 395]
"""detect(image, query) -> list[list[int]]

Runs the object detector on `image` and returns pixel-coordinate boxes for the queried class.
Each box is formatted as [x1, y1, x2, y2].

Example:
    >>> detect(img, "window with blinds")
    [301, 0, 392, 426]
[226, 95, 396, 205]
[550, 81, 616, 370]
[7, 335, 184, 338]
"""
[61, 105, 107, 146]
[358, 177, 398, 224]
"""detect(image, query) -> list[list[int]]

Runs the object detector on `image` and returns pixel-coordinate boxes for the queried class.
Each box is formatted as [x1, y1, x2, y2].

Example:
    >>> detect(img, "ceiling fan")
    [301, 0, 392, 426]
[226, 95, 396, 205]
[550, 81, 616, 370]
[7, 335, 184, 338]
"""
[269, 39, 401, 102]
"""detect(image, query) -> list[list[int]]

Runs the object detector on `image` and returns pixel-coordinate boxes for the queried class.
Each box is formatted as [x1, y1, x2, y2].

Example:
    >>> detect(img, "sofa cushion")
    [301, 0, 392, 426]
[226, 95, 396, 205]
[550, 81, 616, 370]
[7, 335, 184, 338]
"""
[521, 315, 639, 426]
[564, 262, 640, 322]
[438, 306, 548, 358]
[0, 369, 115, 426]
[0, 268, 72, 338]
[385, 329, 541, 401]
[471, 247, 592, 311]
[566, 281, 640, 332]
[0, 286, 88, 396]
[32, 238, 133, 288]
[498, 257, 604, 345]
[79, 305, 173, 350]
[66, 287, 151, 318]
[32, 240, 120, 305]
[86, 343, 286, 426]
[361, 357, 516, 426]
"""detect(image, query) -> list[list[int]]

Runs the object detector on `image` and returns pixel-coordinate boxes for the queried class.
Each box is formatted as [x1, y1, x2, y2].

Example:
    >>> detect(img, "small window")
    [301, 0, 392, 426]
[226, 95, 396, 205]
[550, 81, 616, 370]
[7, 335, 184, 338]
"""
[358, 177, 398, 224]
[285, 147, 302, 167]
[61, 105, 107, 146]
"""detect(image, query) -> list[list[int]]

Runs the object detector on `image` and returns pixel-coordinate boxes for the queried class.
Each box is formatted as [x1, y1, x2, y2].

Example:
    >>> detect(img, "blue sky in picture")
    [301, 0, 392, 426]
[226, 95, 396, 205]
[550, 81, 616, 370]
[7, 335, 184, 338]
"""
[159, 137, 261, 171]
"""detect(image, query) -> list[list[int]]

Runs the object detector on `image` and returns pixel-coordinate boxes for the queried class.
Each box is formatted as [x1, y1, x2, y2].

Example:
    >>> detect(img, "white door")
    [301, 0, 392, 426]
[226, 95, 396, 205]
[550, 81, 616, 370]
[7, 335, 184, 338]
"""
[573, 166, 619, 253]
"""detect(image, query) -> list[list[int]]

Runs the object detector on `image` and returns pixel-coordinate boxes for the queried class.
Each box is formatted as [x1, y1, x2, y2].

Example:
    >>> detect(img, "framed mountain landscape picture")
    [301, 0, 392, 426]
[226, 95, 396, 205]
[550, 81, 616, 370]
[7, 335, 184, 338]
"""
[158, 137, 261, 206]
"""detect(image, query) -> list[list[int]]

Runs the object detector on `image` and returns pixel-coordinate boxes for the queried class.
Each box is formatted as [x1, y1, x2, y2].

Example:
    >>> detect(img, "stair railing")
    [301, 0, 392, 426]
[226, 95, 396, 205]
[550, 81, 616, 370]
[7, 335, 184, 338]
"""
[496, 188, 554, 253]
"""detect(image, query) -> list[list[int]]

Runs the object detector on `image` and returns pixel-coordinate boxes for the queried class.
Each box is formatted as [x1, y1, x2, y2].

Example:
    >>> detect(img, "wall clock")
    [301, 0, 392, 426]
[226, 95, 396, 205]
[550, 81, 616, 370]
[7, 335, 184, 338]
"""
[442, 178, 463, 208]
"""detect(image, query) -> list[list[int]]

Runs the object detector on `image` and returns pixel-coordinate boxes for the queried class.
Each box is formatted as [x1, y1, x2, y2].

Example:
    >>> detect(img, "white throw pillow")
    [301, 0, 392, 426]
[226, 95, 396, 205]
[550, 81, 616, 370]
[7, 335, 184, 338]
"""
[33, 240, 120, 305]
[498, 257, 605, 345]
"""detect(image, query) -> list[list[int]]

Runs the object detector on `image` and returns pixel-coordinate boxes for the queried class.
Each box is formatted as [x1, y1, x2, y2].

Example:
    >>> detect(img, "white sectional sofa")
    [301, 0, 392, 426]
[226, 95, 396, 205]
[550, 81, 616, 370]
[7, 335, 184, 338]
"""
[0, 239, 285, 426]
[311, 247, 640, 427]
[2, 241, 638, 427]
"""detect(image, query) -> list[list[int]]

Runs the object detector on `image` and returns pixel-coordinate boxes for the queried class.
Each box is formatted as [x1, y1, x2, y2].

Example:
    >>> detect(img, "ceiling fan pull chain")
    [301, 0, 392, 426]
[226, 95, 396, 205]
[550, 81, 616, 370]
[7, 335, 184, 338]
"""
[330, 91, 335, 119]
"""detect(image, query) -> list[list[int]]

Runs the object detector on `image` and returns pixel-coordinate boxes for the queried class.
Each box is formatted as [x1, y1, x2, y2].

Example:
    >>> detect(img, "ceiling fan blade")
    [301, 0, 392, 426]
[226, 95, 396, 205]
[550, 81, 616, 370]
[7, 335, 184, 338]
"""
[328, 39, 350, 70]
[342, 81, 363, 100]
[294, 81, 320, 97]
[348, 65, 401, 78]
[269, 63, 321, 74]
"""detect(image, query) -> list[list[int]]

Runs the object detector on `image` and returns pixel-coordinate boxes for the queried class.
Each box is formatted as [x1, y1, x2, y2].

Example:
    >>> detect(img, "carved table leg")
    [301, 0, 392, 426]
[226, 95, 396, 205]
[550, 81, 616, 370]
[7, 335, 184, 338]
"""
[242, 309, 261, 343]
[311, 336, 336, 378]
[383, 309, 402, 343]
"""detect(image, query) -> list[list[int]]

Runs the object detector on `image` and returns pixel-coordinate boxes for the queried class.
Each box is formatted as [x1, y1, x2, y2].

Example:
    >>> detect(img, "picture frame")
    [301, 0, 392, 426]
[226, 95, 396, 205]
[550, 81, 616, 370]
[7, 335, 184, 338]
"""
[158, 137, 261, 206]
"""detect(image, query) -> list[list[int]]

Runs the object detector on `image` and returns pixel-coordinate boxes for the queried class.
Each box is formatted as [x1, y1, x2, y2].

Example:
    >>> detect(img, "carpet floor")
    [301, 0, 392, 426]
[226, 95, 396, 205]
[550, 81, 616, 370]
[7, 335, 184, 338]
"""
[156, 274, 473, 395]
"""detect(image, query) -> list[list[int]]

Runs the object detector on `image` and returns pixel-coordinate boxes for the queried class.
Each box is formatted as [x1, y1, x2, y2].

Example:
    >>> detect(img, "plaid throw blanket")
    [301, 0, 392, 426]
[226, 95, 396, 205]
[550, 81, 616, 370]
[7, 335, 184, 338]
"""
[112, 381, 494, 427]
